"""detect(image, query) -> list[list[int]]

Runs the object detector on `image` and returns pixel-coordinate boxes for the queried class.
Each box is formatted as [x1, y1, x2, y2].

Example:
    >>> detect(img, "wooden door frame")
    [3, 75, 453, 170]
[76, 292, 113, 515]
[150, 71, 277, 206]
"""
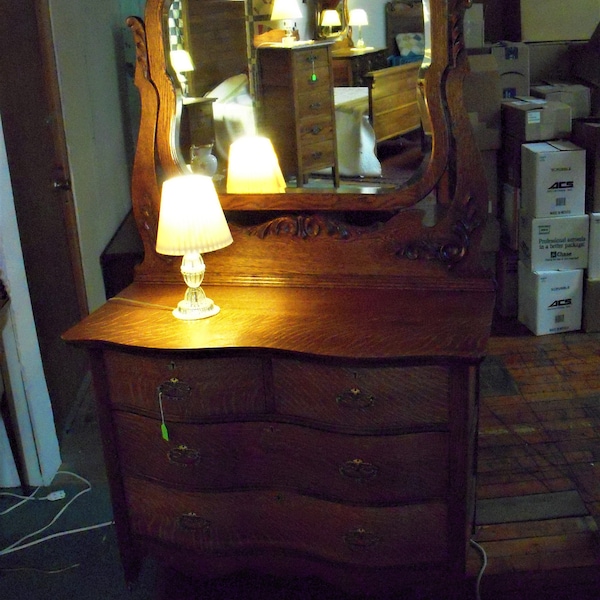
[35, 0, 88, 317]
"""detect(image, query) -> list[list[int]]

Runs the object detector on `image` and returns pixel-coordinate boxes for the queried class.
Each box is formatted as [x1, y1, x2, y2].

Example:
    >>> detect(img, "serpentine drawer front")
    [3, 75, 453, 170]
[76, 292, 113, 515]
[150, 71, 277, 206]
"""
[114, 413, 449, 503]
[124, 477, 449, 567]
[98, 345, 464, 583]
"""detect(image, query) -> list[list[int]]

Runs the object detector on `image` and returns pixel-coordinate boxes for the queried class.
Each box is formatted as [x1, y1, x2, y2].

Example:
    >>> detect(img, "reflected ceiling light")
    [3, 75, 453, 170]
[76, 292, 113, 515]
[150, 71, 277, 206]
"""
[227, 136, 286, 195]
[271, 0, 303, 46]
[156, 175, 233, 320]
[349, 9, 369, 48]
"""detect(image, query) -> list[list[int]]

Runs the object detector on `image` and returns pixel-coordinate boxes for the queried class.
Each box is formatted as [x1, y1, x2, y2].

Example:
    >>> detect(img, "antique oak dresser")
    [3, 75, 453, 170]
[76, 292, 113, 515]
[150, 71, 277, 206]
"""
[63, 0, 495, 597]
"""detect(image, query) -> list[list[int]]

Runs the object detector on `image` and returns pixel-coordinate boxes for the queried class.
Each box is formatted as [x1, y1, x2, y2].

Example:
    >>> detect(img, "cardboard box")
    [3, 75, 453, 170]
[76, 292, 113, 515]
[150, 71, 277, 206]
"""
[519, 214, 589, 270]
[520, 141, 586, 218]
[490, 43, 530, 98]
[583, 277, 600, 332]
[501, 97, 572, 142]
[504, 0, 600, 43]
[571, 119, 600, 213]
[518, 263, 583, 336]
[568, 45, 600, 117]
[501, 183, 521, 250]
[481, 150, 499, 214]
[588, 213, 600, 280]
[465, 54, 502, 150]
[528, 41, 587, 83]
[500, 135, 523, 187]
[496, 245, 519, 317]
[530, 83, 591, 119]
[464, 3, 484, 48]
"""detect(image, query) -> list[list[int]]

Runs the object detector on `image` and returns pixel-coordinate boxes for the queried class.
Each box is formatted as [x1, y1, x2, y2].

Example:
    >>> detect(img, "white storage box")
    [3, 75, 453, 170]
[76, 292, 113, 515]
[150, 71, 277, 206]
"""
[520, 141, 586, 218]
[519, 214, 589, 270]
[589, 213, 600, 280]
[518, 263, 583, 336]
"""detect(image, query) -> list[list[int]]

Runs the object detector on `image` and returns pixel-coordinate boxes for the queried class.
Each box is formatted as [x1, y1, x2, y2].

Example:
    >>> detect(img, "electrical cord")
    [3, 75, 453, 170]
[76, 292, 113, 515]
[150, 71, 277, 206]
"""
[470, 538, 488, 600]
[0, 486, 41, 515]
[0, 470, 114, 558]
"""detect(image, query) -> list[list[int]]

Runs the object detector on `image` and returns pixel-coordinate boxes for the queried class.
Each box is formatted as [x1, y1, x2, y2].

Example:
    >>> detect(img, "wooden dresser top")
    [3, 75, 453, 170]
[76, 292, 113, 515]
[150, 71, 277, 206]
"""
[64, 283, 495, 361]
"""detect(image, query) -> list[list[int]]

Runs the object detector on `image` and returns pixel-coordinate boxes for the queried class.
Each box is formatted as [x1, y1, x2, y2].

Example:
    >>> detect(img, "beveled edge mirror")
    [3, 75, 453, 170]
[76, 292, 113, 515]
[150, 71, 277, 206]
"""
[127, 0, 490, 286]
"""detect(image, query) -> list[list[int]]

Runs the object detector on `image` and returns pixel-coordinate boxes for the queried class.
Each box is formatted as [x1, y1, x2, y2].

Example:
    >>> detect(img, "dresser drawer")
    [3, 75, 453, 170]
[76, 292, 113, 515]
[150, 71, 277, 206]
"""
[273, 360, 449, 431]
[297, 89, 332, 119]
[125, 477, 448, 567]
[103, 351, 267, 419]
[299, 140, 336, 172]
[298, 115, 334, 143]
[115, 413, 449, 503]
[295, 67, 331, 94]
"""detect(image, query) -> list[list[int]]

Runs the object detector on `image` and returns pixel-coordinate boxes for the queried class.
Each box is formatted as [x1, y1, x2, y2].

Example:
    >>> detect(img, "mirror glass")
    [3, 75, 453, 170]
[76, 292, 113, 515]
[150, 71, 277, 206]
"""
[315, 0, 349, 41]
[161, 0, 429, 198]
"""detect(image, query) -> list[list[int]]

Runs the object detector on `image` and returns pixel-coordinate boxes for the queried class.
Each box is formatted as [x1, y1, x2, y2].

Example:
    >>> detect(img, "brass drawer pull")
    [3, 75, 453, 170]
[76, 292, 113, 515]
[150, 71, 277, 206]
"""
[310, 151, 323, 160]
[167, 445, 201, 466]
[339, 459, 379, 481]
[344, 528, 380, 551]
[309, 102, 322, 110]
[336, 387, 375, 410]
[177, 513, 211, 532]
[309, 125, 322, 135]
[157, 378, 191, 401]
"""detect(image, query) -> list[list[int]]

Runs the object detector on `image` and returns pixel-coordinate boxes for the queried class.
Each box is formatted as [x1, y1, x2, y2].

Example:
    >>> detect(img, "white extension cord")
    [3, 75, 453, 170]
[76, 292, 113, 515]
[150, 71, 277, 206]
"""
[0, 470, 114, 557]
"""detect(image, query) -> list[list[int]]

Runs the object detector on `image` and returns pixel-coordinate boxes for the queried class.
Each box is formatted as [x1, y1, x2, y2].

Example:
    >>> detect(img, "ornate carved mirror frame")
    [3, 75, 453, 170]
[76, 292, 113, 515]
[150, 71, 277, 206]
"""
[127, 0, 490, 290]
[315, 0, 350, 41]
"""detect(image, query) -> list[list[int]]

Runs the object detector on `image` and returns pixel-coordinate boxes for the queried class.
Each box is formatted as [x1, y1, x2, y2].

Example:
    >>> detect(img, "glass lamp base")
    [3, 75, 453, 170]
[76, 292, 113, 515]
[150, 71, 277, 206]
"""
[172, 296, 220, 320]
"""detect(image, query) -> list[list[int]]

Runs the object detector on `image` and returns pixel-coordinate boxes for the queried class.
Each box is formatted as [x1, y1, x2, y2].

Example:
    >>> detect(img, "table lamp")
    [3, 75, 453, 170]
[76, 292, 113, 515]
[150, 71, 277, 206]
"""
[271, 0, 302, 46]
[349, 9, 368, 48]
[226, 136, 286, 194]
[156, 174, 233, 320]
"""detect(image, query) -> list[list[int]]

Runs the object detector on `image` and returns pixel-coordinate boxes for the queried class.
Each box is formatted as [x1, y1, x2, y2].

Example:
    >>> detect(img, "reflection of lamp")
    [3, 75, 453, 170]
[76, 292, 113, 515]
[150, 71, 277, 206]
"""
[169, 49, 194, 73]
[271, 0, 302, 47]
[321, 9, 341, 34]
[156, 175, 233, 320]
[169, 49, 194, 94]
[349, 9, 368, 48]
[227, 136, 286, 194]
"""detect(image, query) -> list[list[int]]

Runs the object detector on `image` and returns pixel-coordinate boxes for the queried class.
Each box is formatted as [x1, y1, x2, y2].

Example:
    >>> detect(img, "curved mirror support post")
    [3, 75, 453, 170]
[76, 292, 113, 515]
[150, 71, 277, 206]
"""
[131, 0, 492, 285]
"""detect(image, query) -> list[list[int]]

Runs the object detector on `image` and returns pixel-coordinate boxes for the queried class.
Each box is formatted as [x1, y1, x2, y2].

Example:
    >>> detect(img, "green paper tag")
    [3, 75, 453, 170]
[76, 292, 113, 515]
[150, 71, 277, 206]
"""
[161, 422, 169, 441]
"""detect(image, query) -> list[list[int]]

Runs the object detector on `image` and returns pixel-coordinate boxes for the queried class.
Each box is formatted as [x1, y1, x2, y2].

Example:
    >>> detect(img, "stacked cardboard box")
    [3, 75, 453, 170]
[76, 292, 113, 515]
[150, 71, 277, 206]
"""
[571, 120, 600, 332]
[464, 38, 596, 325]
[517, 141, 588, 335]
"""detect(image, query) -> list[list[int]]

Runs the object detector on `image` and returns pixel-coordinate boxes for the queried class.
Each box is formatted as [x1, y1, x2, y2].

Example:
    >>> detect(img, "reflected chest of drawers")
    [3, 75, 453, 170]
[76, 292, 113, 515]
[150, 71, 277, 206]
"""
[257, 44, 339, 187]
[331, 47, 389, 87]
[64, 284, 493, 597]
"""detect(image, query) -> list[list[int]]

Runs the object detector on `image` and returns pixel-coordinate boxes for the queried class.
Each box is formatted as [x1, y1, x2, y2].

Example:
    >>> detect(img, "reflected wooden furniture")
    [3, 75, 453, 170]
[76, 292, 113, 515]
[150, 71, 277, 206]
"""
[331, 47, 388, 86]
[365, 61, 422, 142]
[361, 1, 426, 143]
[257, 43, 340, 187]
[63, 0, 496, 597]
